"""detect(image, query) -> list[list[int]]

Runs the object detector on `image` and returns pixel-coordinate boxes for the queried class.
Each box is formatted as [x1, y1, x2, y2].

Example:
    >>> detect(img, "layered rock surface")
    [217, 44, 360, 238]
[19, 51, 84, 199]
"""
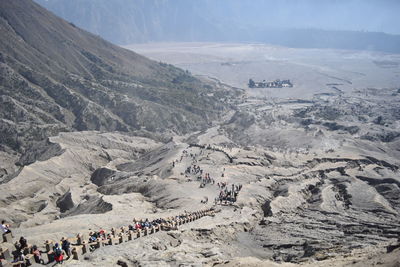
[1, 87, 399, 266]
[0, 1, 399, 266]
[0, 0, 235, 182]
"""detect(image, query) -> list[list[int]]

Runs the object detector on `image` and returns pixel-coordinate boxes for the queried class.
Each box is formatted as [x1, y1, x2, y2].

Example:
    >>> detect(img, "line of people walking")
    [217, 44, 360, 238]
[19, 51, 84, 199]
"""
[0, 208, 216, 267]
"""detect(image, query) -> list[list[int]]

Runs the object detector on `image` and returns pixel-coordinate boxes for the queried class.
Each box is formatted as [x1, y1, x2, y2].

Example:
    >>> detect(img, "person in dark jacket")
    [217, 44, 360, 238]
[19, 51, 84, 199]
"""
[18, 237, 28, 251]
[61, 237, 71, 258]
[53, 243, 63, 264]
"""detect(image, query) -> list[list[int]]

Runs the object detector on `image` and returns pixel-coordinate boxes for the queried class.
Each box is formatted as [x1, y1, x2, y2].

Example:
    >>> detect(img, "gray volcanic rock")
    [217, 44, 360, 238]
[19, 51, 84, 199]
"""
[61, 195, 112, 218]
[56, 191, 74, 213]
[0, 91, 399, 265]
[16, 139, 64, 167]
[0, 0, 234, 178]
[0, 4, 399, 266]
[90, 167, 116, 187]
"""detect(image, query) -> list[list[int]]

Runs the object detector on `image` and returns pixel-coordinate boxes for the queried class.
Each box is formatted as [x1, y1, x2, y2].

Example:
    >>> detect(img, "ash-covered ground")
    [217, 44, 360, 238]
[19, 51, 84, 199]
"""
[1, 43, 400, 266]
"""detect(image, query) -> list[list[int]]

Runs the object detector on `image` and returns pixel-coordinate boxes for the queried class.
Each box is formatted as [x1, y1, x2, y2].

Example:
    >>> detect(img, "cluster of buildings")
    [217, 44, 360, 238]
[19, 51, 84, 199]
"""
[248, 79, 293, 88]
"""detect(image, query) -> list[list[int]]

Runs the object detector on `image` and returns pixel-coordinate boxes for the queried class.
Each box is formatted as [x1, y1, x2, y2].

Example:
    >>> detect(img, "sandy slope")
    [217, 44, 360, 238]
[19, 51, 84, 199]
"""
[1, 43, 400, 266]
[126, 42, 400, 99]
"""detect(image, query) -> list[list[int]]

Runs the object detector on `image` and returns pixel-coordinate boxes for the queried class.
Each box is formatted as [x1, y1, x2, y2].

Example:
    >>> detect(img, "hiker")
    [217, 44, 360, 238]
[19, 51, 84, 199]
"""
[98, 229, 106, 239]
[32, 245, 44, 264]
[53, 243, 63, 264]
[12, 250, 26, 267]
[61, 237, 71, 258]
[1, 220, 11, 235]
[89, 232, 97, 242]
[17, 237, 28, 251]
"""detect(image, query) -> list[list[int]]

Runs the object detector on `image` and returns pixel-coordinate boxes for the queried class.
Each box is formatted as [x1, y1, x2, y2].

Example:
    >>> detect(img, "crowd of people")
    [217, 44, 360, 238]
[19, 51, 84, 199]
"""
[130, 218, 168, 231]
[177, 146, 243, 205]
[0, 235, 66, 266]
[0, 209, 215, 266]
[1, 144, 245, 266]
[215, 183, 242, 205]
[185, 164, 202, 175]
[184, 161, 216, 188]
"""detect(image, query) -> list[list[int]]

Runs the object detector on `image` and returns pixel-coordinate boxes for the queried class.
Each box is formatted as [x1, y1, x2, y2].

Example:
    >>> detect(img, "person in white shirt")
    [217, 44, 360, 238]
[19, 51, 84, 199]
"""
[1, 220, 11, 234]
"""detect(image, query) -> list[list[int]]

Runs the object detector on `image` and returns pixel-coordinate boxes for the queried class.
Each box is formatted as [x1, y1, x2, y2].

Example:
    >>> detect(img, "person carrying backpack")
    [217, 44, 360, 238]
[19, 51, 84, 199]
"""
[53, 243, 63, 264]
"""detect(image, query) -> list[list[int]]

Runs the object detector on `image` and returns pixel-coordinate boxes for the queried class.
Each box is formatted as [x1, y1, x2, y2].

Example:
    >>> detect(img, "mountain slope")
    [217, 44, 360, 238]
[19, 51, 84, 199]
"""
[34, 0, 400, 53]
[0, 0, 233, 178]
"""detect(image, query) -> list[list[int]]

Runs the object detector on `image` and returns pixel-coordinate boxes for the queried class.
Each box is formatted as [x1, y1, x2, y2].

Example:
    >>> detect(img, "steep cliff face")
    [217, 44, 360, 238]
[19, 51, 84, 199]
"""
[34, 0, 231, 44]
[35, 0, 400, 53]
[0, 0, 232, 176]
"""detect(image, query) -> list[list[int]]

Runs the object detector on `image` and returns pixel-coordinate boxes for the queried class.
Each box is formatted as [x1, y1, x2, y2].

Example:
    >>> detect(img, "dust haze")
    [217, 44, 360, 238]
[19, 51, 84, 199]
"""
[1, 1, 400, 267]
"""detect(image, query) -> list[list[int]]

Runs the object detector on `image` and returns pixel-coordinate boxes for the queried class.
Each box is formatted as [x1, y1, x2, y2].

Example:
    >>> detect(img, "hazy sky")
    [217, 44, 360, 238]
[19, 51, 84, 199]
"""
[215, 0, 400, 35]
[36, 0, 400, 35]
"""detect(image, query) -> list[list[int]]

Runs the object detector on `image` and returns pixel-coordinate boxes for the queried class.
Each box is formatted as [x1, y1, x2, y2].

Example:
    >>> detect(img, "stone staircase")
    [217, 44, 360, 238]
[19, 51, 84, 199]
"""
[0, 208, 218, 266]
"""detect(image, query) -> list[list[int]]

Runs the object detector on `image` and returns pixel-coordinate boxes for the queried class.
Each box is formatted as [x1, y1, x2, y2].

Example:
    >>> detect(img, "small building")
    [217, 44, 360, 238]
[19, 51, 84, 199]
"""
[248, 79, 293, 88]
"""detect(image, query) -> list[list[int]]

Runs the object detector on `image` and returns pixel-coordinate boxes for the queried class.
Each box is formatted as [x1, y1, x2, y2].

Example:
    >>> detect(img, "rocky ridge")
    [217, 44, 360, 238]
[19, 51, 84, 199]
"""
[0, 0, 237, 183]
[0, 87, 399, 266]
[0, 1, 399, 266]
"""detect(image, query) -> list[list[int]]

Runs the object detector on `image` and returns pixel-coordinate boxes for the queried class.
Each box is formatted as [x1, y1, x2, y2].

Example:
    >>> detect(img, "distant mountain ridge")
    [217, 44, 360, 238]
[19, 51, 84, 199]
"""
[35, 0, 400, 53]
[0, 0, 231, 172]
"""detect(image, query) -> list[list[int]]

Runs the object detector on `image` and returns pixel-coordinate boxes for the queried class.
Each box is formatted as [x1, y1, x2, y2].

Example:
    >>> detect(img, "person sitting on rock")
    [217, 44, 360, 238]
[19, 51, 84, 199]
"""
[1, 220, 11, 235]
[135, 221, 142, 230]
[53, 243, 63, 264]
[61, 237, 71, 258]
[32, 245, 44, 264]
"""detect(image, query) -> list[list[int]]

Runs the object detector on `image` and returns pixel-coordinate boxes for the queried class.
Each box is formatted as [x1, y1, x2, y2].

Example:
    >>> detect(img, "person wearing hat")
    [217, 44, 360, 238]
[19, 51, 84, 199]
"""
[61, 237, 71, 259]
